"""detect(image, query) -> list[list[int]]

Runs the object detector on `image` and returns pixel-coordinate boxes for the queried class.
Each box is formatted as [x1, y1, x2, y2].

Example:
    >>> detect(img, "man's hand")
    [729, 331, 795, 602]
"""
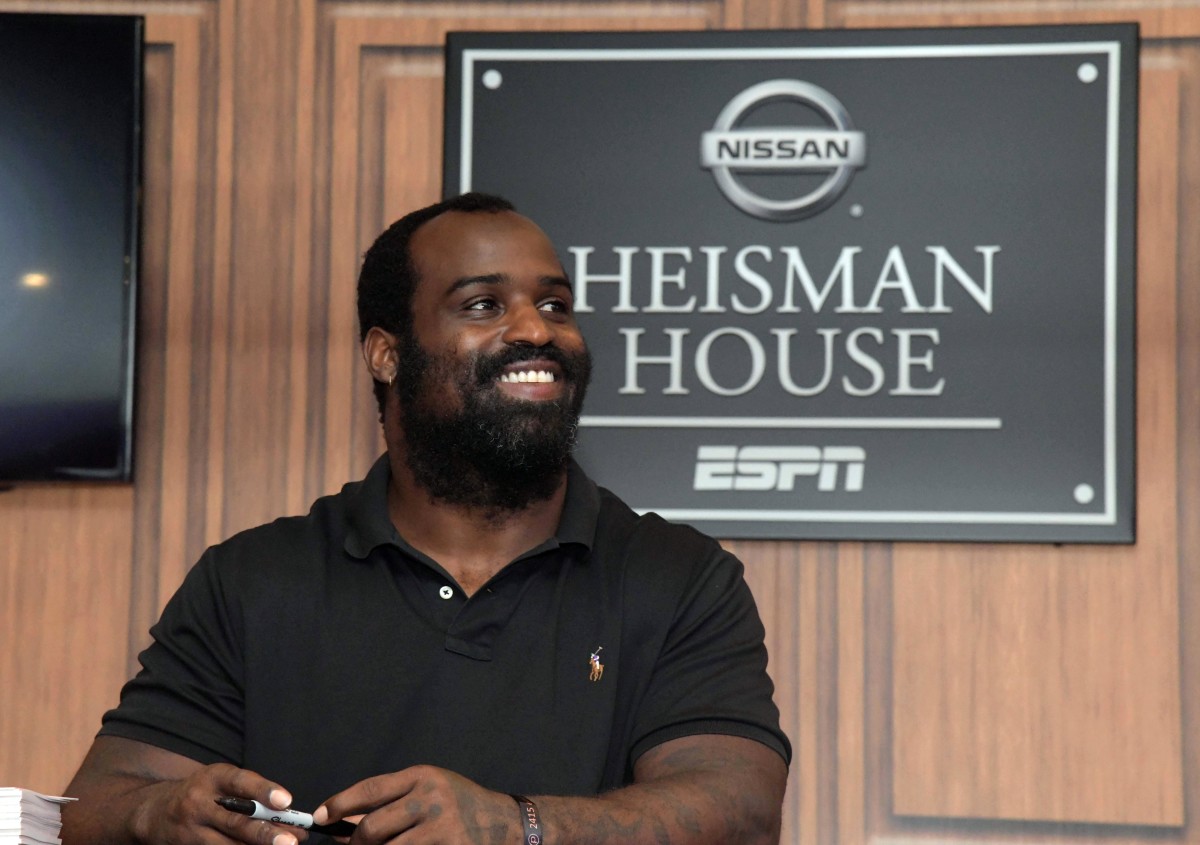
[313, 766, 517, 845]
[63, 736, 306, 845]
[126, 763, 306, 845]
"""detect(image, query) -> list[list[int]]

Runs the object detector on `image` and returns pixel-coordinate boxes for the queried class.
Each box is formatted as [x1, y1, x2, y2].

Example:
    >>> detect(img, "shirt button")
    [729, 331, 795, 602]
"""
[439, 585, 454, 600]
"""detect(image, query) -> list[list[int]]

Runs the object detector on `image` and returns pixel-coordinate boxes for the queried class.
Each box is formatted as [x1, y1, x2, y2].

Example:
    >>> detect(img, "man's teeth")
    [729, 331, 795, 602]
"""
[499, 370, 556, 384]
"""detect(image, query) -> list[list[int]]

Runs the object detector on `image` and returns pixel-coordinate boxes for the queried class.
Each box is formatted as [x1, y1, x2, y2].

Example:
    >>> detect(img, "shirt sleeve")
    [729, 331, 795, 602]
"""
[625, 520, 792, 766]
[98, 547, 246, 765]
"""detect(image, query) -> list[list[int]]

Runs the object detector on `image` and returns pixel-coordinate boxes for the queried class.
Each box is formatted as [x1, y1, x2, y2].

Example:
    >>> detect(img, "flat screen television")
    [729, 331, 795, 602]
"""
[0, 13, 142, 483]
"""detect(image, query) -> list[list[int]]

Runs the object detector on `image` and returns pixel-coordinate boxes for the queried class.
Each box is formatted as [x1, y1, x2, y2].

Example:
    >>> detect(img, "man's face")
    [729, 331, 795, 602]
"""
[392, 210, 592, 511]
[405, 209, 589, 412]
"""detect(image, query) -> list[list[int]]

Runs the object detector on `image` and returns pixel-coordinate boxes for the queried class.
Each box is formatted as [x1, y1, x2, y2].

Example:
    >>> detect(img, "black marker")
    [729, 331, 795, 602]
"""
[215, 797, 357, 836]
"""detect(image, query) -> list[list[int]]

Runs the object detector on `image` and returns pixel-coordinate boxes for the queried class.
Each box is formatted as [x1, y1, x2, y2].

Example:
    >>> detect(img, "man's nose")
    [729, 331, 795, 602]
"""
[502, 301, 553, 346]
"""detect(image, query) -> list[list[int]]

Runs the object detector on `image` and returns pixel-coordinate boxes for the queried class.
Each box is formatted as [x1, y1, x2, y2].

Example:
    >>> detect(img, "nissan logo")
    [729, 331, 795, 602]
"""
[701, 79, 866, 221]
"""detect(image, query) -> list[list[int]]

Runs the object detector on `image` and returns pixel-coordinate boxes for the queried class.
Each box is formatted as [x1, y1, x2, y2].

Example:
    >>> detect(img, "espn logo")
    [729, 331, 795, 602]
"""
[693, 446, 866, 492]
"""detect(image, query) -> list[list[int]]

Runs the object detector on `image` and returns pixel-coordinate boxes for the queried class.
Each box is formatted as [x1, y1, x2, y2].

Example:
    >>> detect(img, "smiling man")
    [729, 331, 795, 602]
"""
[62, 193, 790, 845]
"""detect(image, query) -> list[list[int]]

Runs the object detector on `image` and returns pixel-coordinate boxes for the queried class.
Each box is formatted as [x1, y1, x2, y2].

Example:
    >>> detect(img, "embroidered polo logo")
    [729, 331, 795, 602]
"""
[588, 647, 604, 682]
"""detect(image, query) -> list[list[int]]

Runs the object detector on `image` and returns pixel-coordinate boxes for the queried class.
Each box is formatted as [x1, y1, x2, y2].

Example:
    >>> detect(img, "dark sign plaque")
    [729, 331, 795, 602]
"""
[444, 25, 1137, 542]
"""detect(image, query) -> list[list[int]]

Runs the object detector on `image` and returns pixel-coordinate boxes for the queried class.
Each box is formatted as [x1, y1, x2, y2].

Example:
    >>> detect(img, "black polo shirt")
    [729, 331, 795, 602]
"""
[101, 456, 790, 813]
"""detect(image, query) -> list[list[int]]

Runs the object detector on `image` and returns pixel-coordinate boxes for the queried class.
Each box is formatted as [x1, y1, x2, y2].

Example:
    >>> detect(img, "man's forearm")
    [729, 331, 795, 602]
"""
[535, 735, 786, 845]
[61, 736, 297, 845]
[311, 734, 788, 845]
[537, 769, 782, 845]
[63, 768, 169, 845]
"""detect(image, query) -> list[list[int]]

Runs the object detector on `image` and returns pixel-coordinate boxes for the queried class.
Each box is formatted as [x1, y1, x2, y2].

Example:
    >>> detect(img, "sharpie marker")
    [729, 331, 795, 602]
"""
[215, 797, 358, 836]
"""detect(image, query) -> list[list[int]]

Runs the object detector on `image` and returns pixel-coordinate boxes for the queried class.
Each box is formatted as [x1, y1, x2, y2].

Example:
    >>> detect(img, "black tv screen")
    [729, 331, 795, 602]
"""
[0, 14, 142, 483]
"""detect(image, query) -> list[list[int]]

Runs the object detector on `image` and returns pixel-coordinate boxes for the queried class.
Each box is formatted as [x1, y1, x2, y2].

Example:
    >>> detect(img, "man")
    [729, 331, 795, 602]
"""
[62, 193, 790, 845]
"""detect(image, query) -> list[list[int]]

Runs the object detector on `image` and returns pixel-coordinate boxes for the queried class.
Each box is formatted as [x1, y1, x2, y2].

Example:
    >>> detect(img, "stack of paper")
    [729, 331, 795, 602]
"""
[0, 789, 75, 845]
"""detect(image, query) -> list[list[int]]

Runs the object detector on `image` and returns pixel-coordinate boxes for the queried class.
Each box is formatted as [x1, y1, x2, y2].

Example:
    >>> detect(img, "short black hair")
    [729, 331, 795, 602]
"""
[357, 192, 516, 418]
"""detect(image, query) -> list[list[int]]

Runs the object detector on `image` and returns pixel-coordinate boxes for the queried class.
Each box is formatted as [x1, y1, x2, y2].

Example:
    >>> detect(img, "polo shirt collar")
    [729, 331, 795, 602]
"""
[342, 453, 599, 559]
[342, 454, 396, 559]
[556, 459, 600, 549]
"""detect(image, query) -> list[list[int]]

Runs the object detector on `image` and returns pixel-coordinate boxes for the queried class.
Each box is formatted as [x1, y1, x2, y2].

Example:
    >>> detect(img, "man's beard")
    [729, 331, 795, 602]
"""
[393, 335, 592, 516]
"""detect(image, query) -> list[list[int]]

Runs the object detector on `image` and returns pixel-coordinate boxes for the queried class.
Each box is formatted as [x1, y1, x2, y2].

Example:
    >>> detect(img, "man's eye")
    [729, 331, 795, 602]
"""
[540, 300, 570, 314]
[466, 299, 498, 311]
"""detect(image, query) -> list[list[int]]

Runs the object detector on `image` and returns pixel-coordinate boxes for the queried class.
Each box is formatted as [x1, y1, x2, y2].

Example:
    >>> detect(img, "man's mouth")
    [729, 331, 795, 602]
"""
[498, 369, 557, 384]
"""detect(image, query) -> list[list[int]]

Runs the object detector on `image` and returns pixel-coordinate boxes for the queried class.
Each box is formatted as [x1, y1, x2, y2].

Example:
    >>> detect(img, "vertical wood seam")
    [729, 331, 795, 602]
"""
[287, 0, 318, 516]
[204, 0, 236, 548]
[838, 544, 866, 845]
[142, 11, 201, 613]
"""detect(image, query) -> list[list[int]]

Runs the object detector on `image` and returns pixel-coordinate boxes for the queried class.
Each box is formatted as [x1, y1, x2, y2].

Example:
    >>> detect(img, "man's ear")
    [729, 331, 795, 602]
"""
[362, 327, 399, 385]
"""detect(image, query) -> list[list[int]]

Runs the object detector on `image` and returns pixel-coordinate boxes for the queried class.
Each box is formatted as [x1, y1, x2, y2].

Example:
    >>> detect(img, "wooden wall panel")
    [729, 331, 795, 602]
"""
[215, 0, 302, 536]
[831, 1, 1200, 37]
[837, 546, 867, 845]
[138, 10, 214, 633]
[734, 540, 826, 845]
[1175, 37, 1200, 845]
[0, 487, 133, 793]
[285, 1, 320, 520]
